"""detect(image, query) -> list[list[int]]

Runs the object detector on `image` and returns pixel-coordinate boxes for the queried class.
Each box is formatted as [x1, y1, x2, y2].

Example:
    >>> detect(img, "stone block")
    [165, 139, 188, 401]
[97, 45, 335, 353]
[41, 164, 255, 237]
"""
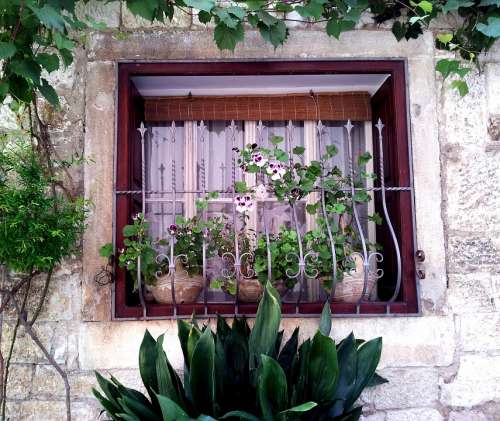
[13, 400, 67, 421]
[444, 148, 500, 233]
[82, 60, 116, 321]
[386, 408, 442, 421]
[361, 368, 439, 410]
[6, 364, 33, 400]
[448, 273, 499, 314]
[441, 354, 500, 407]
[485, 63, 500, 115]
[360, 413, 386, 421]
[88, 29, 433, 62]
[460, 312, 500, 352]
[447, 235, 500, 274]
[78, 320, 182, 370]
[448, 410, 489, 421]
[76, 0, 121, 28]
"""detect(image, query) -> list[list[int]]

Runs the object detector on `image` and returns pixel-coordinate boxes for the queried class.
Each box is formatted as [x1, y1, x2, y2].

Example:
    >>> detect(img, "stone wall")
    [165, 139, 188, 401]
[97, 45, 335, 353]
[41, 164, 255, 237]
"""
[1, 2, 499, 420]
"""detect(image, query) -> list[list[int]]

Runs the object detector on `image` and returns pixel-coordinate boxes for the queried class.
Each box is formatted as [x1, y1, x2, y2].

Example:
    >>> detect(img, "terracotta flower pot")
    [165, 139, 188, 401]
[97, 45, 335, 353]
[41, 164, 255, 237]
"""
[149, 260, 203, 304]
[237, 278, 263, 302]
[322, 255, 376, 303]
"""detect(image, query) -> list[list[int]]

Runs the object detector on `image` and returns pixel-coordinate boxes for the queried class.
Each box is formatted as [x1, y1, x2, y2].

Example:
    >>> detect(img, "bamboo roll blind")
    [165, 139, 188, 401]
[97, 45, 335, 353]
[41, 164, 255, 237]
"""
[144, 92, 372, 122]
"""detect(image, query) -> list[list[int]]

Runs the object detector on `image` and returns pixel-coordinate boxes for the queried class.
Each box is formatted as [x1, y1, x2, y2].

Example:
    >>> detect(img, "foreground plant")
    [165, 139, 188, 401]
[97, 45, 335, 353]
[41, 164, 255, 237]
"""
[93, 283, 386, 420]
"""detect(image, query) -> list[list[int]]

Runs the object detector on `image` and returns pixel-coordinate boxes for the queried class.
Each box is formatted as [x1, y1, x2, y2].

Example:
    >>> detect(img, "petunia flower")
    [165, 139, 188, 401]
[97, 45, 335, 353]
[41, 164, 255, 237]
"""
[251, 151, 268, 167]
[266, 160, 287, 180]
[235, 195, 254, 213]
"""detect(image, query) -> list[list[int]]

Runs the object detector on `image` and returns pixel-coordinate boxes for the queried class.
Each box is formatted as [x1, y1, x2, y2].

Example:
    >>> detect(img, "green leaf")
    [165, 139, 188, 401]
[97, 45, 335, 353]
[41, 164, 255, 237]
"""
[278, 401, 317, 416]
[480, 0, 500, 5]
[436, 59, 459, 79]
[367, 372, 389, 387]
[139, 330, 159, 404]
[221, 411, 261, 421]
[59, 48, 74, 67]
[274, 149, 288, 162]
[330, 333, 357, 416]
[257, 355, 288, 420]
[436, 33, 453, 45]
[451, 79, 469, 97]
[10, 60, 41, 85]
[125, 0, 159, 21]
[345, 337, 382, 409]
[28, 4, 66, 32]
[416, 0, 433, 12]
[184, 0, 216, 13]
[38, 79, 60, 109]
[35, 53, 60, 73]
[214, 22, 244, 51]
[190, 328, 216, 416]
[198, 10, 212, 24]
[326, 19, 355, 39]
[325, 144, 338, 157]
[358, 151, 372, 166]
[270, 136, 284, 145]
[249, 282, 281, 371]
[99, 243, 113, 258]
[319, 302, 332, 336]
[157, 394, 189, 421]
[123, 224, 137, 237]
[308, 331, 339, 403]
[258, 21, 288, 48]
[442, 0, 475, 12]
[391, 21, 406, 41]
[294, 0, 327, 19]
[235, 180, 247, 193]
[53, 32, 75, 51]
[0, 42, 16, 60]
[293, 146, 305, 155]
[476, 17, 500, 38]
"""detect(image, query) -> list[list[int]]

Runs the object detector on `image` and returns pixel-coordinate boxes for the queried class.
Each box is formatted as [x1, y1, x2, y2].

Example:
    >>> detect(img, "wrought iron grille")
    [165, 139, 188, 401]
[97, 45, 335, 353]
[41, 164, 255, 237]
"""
[115, 118, 414, 319]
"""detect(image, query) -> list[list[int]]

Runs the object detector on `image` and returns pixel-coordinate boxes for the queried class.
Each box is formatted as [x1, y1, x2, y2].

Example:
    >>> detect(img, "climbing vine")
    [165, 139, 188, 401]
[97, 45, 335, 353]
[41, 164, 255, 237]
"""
[0, 1, 499, 420]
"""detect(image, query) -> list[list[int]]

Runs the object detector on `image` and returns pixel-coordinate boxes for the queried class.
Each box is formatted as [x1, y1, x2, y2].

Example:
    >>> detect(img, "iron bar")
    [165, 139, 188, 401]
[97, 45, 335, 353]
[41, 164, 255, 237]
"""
[137, 123, 148, 318]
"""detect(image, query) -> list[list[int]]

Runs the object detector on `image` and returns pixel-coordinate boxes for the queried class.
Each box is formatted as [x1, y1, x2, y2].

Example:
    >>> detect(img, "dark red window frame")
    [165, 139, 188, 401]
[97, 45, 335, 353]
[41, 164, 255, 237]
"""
[115, 60, 418, 319]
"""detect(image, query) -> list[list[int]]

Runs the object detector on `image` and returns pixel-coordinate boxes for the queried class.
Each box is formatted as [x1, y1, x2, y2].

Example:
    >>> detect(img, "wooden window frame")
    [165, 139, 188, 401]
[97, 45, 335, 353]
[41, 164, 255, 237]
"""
[115, 60, 418, 319]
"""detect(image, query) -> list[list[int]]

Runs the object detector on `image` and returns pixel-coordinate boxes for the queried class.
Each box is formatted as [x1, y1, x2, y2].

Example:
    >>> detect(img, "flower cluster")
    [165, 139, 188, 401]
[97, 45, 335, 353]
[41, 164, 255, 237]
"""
[266, 160, 287, 180]
[235, 194, 254, 213]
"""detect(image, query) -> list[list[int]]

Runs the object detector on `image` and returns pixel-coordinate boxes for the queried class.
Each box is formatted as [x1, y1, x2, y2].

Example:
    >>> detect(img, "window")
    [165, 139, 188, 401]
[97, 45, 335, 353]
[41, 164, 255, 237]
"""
[115, 61, 418, 318]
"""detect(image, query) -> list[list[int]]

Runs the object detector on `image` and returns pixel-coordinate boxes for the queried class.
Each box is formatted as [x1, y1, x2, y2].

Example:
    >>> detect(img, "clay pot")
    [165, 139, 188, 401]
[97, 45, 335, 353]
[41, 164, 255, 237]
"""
[322, 255, 376, 303]
[237, 278, 264, 302]
[149, 260, 203, 304]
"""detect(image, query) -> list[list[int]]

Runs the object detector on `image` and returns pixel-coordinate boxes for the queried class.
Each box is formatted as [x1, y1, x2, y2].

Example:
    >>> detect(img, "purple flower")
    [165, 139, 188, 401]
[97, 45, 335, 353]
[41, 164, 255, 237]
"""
[169, 224, 177, 234]
[266, 160, 287, 180]
[251, 151, 268, 167]
[235, 195, 254, 213]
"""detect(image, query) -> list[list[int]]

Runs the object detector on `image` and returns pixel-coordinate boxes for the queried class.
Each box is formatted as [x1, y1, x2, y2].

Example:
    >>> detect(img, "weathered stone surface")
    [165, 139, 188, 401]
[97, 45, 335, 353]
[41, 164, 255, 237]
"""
[82, 60, 115, 321]
[460, 312, 500, 352]
[448, 273, 499, 314]
[78, 320, 183, 370]
[122, 3, 191, 28]
[385, 408, 443, 421]
[444, 149, 500, 233]
[6, 364, 33, 400]
[485, 63, 500, 115]
[441, 355, 500, 407]
[88, 29, 433, 62]
[76, 0, 121, 28]
[360, 413, 386, 421]
[361, 368, 439, 410]
[448, 410, 489, 421]
[447, 235, 500, 274]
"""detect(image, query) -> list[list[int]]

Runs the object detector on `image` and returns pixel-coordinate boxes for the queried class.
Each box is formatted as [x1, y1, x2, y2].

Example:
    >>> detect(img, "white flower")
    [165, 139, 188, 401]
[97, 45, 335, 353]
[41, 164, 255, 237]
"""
[235, 195, 254, 213]
[254, 184, 268, 200]
[266, 160, 287, 181]
[251, 151, 268, 167]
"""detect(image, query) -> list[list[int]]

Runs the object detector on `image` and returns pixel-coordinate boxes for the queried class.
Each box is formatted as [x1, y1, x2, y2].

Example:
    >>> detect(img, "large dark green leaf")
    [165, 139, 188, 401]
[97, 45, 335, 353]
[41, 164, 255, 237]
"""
[308, 331, 339, 403]
[119, 395, 159, 421]
[92, 388, 122, 420]
[221, 411, 261, 421]
[95, 371, 122, 413]
[329, 333, 357, 416]
[157, 394, 190, 421]
[249, 283, 281, 371]
[139, 330, 159, 403]
[178, 318, 192, 367]
[9, 59, 41, 85]
[190, 327, 216, 416]
[28, 4, 66, 31]
[319, 302, 332, 336]
[187, 325, 202, 365]
[290, 339, 310, 406]
[277, 327, 299, 383]
[0, 42, 16, 60]
[214, 22, 244, 51]
[257, 355, 288, 421]
[184, 0, 216, 13]
[345, 337, 382, 410]
[125, 0, 159, 21]
[258, 21, 288, 48]
[38, 78, 60, 109]
[35, 53, 60, 73]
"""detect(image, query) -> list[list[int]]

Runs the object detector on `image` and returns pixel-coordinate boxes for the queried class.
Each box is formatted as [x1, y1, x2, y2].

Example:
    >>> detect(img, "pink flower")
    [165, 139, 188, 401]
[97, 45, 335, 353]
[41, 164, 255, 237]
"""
[266, 160, 287, 180]
[251, 151, 268, 167]
[235, 195, 254, 213]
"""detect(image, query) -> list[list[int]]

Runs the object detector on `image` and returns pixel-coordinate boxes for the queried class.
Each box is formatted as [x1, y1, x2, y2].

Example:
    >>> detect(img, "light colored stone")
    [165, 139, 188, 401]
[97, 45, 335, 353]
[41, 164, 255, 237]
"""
[82, 61, 115, 321]
[6, 364, 33, 400]
[121, 3, 191, 29]
[448, 273, 499, 314]
[441, 354, 500, 407]
[361, 413, 386, 421]
[448, 410, 489, 421]
[386, 408, 443, 421]
[78, 320, 183, 370]
[447, 234, 500, 274]
[76, 0, 121, 28]
[88, 29, 434, 62]
[486, 63, 500, 115]
[361, 368, 438, 410]
[460, 312, 500, 352]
